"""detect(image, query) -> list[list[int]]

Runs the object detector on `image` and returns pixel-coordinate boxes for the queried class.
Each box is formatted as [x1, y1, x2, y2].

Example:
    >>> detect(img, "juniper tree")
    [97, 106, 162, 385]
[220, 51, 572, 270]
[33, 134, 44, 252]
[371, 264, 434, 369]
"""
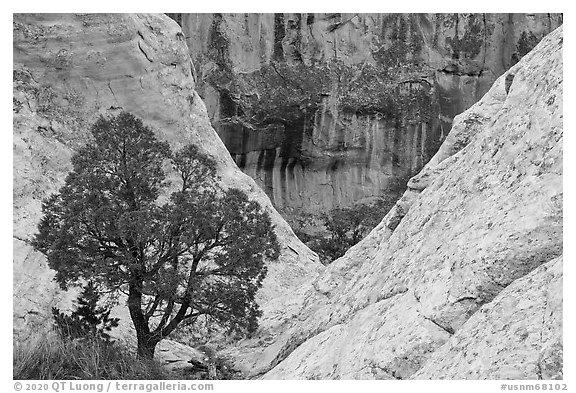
[33, 112, 280, 359]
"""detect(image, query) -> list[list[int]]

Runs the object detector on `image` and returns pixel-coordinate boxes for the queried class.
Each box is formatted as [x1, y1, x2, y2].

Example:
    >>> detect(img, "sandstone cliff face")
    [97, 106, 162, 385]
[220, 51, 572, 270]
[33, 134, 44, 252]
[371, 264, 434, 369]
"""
[175, 13, 562, 221]
[13, 14, 563, 380]
[257, 26, 563, 379]
[414, 257, 562, 380]
[13, 13, 321, 353]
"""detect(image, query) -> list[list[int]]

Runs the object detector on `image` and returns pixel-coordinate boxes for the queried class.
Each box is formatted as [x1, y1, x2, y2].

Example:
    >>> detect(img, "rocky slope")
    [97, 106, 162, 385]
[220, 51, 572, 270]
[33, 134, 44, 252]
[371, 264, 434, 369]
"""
[13, 14, 563, 380]
[13, 13, 321, 361]
[414, 256, 562, 379]
[256, 25, 563, 379]
[173, 13, 562, 224]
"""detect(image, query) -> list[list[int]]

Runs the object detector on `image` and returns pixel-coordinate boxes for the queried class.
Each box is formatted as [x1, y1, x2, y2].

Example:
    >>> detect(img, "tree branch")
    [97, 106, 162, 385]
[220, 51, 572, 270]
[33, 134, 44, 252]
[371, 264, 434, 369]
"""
[144, 295, 162, 320]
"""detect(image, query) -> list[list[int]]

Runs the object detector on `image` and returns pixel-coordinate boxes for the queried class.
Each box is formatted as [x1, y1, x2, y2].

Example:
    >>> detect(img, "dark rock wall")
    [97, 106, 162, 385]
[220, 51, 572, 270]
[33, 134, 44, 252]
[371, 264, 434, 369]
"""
[174, 13, 562, 218]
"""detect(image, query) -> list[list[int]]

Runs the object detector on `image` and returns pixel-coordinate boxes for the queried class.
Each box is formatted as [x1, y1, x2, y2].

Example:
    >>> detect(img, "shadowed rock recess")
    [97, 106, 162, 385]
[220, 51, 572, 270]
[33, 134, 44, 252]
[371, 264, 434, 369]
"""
[170, 13, 561, 223]
[13, 14, 562, 379]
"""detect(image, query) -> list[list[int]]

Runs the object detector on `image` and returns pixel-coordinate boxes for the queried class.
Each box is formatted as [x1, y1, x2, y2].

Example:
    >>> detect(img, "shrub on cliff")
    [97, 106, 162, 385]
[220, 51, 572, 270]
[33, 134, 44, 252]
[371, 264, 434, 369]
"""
[33, 112, 280, 359]
[304, 198, 398, 265]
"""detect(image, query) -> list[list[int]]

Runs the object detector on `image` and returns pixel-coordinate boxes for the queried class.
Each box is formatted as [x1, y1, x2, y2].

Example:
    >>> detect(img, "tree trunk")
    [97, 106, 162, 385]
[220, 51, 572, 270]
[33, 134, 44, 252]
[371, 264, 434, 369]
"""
[136, 333, 159, 360]
[127, 282, 158, 360]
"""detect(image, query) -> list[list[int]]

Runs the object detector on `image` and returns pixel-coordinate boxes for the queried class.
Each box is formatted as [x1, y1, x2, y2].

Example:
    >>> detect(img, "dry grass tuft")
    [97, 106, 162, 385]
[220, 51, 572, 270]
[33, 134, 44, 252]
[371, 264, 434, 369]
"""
[14, 332, 168, 380]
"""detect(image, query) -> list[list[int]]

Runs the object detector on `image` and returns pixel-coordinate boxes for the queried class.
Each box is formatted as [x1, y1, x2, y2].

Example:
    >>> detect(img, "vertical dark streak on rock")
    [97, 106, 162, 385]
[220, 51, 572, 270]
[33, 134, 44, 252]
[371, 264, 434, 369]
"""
[294, 14, 303, 63]
[209, 13, 231, 72]
[452, 13, 460, 60]
[263, 148, 276, 200]
[287, 158, 298, 187]
[328, 160, 338, 201]
[505, 13, 515, 70]
[273, 13, 285, 61]
[432, 14, 441, 47]
[392, 120, 402, 169]
[238, 153, 247, 169]
[414, 123, 422, 171]
[482, 13, 488, 71]
[280, 156, 289, 206]
[240, 126, 250, 153]
[256, 149, 265, 173]
[365, 121, 374, 169]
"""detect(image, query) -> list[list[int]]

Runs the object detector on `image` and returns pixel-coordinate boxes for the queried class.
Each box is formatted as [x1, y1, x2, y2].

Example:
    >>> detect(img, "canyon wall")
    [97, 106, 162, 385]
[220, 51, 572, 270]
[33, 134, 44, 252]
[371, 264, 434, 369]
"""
[12, 14, 563, 379]
[13, 14, 321, 359]
[235, 25, 561, 379]
[175, 13, 562, 221]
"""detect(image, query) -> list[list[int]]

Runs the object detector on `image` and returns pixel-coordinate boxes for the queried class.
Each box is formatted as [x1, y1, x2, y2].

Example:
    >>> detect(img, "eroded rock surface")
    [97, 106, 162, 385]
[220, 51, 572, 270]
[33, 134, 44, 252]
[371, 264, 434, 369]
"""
[174, 13, 562, 223]
[13, 13, 321, 360]
[260, 26, 563, 379]
[12, 14, 563, 380]
[414, 256, 562, 380]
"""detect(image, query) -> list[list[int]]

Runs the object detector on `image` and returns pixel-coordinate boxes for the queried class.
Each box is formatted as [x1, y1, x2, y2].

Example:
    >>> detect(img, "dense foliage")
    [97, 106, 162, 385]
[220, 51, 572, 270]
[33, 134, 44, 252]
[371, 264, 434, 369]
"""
[33, 112, 280, 359]
[294, 198, 399, 265]
[52, 282, 119, 342]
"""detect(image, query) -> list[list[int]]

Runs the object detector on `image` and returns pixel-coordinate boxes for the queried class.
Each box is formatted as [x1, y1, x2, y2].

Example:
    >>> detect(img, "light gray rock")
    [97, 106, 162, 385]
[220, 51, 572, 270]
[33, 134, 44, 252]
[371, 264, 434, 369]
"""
[13, 14, 563, 380]
[262, 26, 563, 379]
[13, 13, 321, 362]
[414, 256, 562, 380]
